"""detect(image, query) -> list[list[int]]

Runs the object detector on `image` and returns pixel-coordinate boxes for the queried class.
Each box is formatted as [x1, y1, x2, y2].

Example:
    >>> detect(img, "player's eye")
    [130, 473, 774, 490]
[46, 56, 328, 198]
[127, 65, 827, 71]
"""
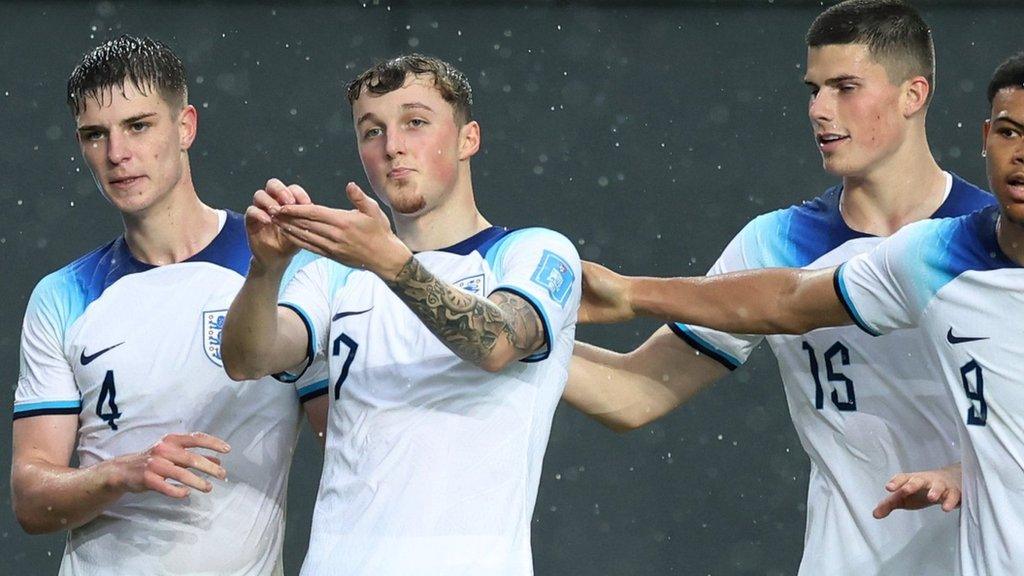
[83, 131, 105, 142]
[995, 126, 1019, 140]
[363, 127, 383, 140]
[129, 121, 150, 132]
[408, 118, 428, 128]
[838, 84, 856, 93]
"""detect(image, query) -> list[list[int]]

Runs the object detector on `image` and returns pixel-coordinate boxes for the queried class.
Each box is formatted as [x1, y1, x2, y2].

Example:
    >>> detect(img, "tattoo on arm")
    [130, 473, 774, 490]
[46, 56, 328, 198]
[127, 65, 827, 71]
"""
[386, 256, 545, 365]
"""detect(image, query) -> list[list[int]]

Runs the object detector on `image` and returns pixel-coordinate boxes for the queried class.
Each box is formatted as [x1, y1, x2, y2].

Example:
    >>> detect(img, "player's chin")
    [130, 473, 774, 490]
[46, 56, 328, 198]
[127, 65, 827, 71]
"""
[389, 192, 427, 215]
[101, 190, 149, 213]
[1000, 202, 1024, 227]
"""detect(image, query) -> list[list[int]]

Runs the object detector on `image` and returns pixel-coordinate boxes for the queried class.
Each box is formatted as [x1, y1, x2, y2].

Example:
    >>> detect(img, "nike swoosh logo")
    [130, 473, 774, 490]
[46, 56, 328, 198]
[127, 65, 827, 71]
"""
[80, 342, 125, 365]
[332, 308, 373, 322]
[946, 328, 989, 345]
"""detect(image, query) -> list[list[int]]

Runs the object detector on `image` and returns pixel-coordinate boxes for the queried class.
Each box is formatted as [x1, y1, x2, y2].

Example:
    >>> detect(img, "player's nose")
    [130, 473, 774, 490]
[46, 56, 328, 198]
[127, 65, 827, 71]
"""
[384, 130, 406, 158]
[106, 130, 131, 165]
[808, 91, 835, 123]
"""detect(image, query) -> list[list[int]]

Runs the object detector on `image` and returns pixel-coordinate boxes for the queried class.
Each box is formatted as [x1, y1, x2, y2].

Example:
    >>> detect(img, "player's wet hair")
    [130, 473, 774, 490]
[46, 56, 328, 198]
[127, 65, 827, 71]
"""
[67, 35, 188, 116]
[987, 53, 1024, 104]
[347, 54, 473, 125]
[806, 0, 935, 104]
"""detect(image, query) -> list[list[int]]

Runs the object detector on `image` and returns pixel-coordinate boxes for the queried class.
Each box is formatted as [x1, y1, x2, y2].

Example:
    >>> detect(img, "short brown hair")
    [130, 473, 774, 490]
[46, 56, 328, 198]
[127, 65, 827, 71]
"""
[346, 54, 473, 125]
[67, 35, 188, 116]
[806, 0, 935, 104]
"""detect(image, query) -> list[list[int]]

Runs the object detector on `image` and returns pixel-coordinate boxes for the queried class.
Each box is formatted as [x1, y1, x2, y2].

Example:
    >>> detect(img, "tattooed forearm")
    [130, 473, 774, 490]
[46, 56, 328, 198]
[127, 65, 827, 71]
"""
[386, 256, 544, 366]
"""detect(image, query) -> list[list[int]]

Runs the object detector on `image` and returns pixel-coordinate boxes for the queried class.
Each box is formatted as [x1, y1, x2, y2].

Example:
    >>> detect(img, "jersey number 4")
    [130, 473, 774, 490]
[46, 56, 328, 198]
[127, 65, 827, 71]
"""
[960, 359, 987, 426]
[96, 370, 122, 431]
[803, 341, 856, 411]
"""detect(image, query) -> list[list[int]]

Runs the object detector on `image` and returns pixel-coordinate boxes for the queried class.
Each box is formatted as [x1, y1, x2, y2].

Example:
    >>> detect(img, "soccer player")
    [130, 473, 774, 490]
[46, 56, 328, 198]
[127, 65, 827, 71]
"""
[11, 36, 325, 575]
[562, 1, 993, 574]
[220, 54, 581, 575]
[578, 52, 1024, 576]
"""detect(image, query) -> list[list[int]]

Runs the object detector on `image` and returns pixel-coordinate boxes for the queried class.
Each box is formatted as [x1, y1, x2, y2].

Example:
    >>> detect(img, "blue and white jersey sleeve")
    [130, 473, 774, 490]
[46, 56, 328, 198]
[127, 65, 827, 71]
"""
[670, 219, 769, 370]
[15, 272, 82, 418]
[486, 227, 582, 362]
[834, 222, 931, 337]
[278, 256, 356, 401]
[277, 257, 334, 401]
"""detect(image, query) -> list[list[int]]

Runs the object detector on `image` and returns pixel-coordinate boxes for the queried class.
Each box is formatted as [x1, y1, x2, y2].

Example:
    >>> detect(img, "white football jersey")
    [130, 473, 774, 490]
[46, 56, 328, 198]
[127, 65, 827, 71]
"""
[279, 226, 581, 576]
[15, 211, 316, 576]
[673, 173, 993, 575]
[838, 205, 1024, 576]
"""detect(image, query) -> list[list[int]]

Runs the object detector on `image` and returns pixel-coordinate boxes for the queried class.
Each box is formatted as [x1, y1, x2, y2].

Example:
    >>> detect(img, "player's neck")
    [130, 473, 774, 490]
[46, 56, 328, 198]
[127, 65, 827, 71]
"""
[121, 179, 220, 266]
[392, 178, 491, 252]
[996, 215, 1024, 266]
[839, 137, 946, 236]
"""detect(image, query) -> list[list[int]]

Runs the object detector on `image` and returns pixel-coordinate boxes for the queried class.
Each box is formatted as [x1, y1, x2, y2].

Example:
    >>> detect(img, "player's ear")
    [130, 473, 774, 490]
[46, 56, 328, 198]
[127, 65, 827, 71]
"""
[179, 104, 198, 151]
[902, 76, 930, 118]
[981, 119, 991, 157]
[458, 120, 480, 161]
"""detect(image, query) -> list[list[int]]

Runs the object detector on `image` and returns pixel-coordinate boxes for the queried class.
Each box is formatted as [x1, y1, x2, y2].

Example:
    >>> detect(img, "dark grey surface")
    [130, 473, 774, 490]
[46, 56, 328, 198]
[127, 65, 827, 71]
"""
[0, 1, 1014, 574]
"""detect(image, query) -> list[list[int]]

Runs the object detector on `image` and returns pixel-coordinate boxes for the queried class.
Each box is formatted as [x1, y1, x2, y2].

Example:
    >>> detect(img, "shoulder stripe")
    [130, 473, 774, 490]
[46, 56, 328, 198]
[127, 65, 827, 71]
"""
[297, 379, 329, 403]
[13, 400, 82, 420]
[832, 264, 881, 337]
[273, 303, 316, 383]
[668, 323, 740, 370]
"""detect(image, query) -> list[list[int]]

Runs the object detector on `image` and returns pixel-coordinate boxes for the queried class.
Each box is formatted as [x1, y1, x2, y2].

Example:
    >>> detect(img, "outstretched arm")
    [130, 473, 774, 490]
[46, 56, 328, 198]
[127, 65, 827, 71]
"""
[563, 326, 730, 432]
[273, 182, 545, 372]
[580, 260, 852, 334]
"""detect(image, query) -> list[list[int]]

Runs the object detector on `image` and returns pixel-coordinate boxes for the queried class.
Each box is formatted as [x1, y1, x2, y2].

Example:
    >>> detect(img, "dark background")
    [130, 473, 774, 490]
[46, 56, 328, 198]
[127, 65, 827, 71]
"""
[0, 1, 1017, 574]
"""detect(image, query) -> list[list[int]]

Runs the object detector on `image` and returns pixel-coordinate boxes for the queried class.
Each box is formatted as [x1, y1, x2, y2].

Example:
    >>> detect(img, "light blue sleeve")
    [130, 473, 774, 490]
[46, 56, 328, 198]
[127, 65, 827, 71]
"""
[275, 257, 342, 400]
[485, 228, 581, 362]
[14, 270, 84, 418]
[834, 219, 944, 335]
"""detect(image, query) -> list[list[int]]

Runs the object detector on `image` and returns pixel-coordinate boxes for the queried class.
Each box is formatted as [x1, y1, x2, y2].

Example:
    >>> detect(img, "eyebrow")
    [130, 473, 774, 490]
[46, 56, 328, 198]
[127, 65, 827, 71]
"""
[803, 74, 861, 87]
[993, 115, 1024, 132]
[356, 102, 436, 126]
[77, 112, 158, 133]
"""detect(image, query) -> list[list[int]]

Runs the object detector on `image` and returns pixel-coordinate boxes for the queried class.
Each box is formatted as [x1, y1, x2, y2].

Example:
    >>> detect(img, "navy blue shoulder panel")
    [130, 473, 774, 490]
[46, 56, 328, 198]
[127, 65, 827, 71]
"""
[70, 210, 252, 305]
[432, 226, 514, 256]
[770, 185, 872, 267]
[770, 174, 995, 268]
[186, 210, 252, 276]
[966, 205, 1021, 271]
[933, 173, 996, 218]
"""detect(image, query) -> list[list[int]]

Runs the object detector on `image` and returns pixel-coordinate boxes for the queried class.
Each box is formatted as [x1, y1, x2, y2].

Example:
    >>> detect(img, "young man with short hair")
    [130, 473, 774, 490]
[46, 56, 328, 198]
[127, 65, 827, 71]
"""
[579, 51, 1024, 576]
[221, 55, 581, 575]
[563, 1, 993, 573]
[12, 35, 324, 575]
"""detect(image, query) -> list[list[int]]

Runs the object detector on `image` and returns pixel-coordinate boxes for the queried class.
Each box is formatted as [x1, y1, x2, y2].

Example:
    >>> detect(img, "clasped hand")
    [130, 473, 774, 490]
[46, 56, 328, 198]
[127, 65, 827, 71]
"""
[247, 179, 412, 280]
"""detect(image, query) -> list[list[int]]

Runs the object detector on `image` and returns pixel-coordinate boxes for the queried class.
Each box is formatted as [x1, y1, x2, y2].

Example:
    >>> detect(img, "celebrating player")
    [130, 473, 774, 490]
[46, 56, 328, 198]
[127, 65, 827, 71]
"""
[562, 1, 993, 574]
[11, 36, 324, 575]
[221, 54, 581, 575]
[580, 52, 1024, 576]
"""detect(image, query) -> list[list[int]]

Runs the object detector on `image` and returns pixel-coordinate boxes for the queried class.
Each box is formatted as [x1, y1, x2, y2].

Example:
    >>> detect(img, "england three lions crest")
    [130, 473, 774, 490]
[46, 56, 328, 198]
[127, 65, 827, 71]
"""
[454, 274, 485, 295]
[203, 309, 227, 367]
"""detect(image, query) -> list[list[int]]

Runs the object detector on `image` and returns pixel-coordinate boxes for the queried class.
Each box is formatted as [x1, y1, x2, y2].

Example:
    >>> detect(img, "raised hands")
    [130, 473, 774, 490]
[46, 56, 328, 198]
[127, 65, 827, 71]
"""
[266, 181, 412, 281]
[246, 178, 313, 269]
